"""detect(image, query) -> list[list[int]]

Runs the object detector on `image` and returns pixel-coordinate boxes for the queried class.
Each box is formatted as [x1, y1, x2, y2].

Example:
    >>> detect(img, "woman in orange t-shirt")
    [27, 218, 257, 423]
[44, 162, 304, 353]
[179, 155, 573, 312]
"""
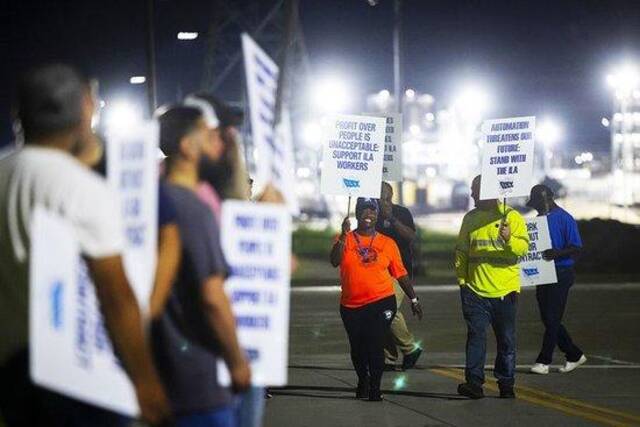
[330, 198, 423, 401]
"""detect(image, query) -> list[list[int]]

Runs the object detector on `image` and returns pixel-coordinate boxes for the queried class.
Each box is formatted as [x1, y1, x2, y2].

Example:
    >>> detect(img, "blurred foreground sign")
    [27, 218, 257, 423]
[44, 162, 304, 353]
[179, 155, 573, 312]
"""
[242, 33, 298, 214]
[366, 113, 403, 182]
[480, 116, 536, 200]
[29, 208, 138, 415]
[218, 201, 291, 386]
[320, 114, 386, 198]
[29, 122, 159, 416]
[519, 216, 557, 286]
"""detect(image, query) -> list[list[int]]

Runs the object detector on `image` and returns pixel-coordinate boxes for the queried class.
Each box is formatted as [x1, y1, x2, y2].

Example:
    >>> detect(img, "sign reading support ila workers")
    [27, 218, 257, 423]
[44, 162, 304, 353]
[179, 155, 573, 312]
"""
[242, 33, 298, 214]
[29, 122, 159, 416]
[519, 216, 558, 286]
[480, 116, 536, 200]
[218, 201, 291, 386]
[320, 114, 386, 198]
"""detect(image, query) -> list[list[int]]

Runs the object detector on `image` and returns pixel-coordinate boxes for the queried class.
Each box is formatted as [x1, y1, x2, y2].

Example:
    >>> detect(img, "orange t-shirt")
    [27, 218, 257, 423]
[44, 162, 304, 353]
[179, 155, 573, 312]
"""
[339, 231, 408, 308]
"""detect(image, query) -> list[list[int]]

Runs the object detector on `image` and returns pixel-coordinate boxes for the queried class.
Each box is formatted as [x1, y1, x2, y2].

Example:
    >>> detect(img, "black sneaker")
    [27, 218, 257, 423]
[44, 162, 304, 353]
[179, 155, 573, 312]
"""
[356, 377, 370, 399]
[401, 348, 423, 370]
[499, 386, 516, 399]
[368, 388, 383, 402]
[457, 382, 485, 399]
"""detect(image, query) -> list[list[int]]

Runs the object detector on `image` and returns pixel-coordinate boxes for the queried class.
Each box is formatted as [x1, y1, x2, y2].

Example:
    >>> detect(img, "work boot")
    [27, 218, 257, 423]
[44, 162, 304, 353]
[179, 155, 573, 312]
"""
[368, 386, 383, 402]
[499, 385, 516, 399]
[401, 348, 423, 370]
[457, 382, 484, 399]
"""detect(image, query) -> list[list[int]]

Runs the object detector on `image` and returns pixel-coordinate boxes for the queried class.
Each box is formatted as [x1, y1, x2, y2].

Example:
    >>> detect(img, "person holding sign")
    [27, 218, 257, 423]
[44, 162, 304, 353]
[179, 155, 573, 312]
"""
[330, 198, 423, 402]
[155, 106, 251, 425]
[377, 182, 423, 370]
[0, 64, 170, 426]
[455, 175, 529, 399]
[526, 185, 586, 375]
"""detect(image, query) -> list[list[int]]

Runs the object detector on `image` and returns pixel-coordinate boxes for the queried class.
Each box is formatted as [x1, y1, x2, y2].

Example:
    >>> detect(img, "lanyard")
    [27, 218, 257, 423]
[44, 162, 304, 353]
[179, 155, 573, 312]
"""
[353, 231, 376, 255]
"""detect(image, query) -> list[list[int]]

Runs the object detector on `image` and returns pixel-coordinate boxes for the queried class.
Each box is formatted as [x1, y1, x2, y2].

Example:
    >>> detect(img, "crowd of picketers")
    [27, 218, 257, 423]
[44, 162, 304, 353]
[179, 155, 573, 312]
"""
[0, 63, 587, 427]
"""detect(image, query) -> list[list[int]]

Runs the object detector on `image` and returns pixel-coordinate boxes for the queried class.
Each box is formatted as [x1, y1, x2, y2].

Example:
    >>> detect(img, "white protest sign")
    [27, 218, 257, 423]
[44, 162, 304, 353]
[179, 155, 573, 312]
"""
[519, 216, 558, 286]
[107, 121, 159, 306]
[320, 114, 386, 198]
[242, 33, 298, 214]
[366, 113, 403, 181]
[480, 116, 535, 200]
[30, 208, 139, 416]
[30, 122, 159, 416]
[218, 201, 291, 386]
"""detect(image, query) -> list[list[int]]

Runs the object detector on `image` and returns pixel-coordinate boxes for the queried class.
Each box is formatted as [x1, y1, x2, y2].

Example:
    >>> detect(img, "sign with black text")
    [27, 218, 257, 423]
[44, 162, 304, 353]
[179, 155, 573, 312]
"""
[519, 216, 558, 286]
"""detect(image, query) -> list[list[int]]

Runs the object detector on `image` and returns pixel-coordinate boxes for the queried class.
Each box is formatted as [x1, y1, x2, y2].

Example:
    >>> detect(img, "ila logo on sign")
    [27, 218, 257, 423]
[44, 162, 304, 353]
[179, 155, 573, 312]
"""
[50, 280, 64, 330]
[499, 180, 514, 190]
[343, 178, 360, 189]
[523, 267, 539, 276]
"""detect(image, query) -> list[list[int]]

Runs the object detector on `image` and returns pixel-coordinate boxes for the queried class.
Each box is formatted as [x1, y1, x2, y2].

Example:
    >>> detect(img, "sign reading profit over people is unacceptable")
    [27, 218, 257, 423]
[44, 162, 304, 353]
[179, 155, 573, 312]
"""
[480, 116, 536, 200]
[519, 216, 558, 286]
[218, 201, 291, 386]
[320, 114, 387, 198]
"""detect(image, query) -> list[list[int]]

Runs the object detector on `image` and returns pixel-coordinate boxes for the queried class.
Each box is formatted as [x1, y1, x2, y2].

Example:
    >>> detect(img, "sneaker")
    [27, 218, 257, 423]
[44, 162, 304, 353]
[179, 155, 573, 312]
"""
[559, 355, 587, 373]
[499, 386, 516, 399]
[457, 382, 484, 399]
[401, 348, 423, 370]
[265, 388, 273, 399]
[356, 377, 370, 399]
[368, 388, 383, 402]
[530, 363, 549, 375]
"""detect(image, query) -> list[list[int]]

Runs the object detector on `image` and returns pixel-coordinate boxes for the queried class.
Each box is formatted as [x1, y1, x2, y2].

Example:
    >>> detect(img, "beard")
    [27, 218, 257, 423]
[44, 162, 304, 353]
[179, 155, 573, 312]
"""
[198, 155, 232, 197]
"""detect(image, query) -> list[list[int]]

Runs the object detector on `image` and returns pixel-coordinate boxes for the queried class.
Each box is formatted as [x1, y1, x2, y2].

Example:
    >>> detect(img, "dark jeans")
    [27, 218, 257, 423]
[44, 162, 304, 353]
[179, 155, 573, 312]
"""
[460, 286, 518, 388]
[535, 266, 583, 365]
[0, 349, 128, 427]
[340, 295, 397, 393]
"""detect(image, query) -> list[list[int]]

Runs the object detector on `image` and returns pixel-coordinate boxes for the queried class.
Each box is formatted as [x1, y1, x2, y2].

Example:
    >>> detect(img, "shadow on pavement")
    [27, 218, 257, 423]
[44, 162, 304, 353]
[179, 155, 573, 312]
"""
[271, 385, 465, 401]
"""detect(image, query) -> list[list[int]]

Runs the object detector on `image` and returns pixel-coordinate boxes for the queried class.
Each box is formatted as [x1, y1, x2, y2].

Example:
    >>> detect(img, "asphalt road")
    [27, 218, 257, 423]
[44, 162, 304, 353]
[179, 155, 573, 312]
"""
[264, 283, 640, 427]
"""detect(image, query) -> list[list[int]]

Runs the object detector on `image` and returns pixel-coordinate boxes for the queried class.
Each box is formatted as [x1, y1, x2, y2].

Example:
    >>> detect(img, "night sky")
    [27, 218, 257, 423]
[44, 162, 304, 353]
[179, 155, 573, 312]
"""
[5, 0, 640, 151]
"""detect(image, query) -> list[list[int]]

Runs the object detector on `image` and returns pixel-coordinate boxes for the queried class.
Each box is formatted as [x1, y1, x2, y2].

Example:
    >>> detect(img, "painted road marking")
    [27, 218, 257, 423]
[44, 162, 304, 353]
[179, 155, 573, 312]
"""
[431, 367, 640, 427]
[292, 283, 640, 293]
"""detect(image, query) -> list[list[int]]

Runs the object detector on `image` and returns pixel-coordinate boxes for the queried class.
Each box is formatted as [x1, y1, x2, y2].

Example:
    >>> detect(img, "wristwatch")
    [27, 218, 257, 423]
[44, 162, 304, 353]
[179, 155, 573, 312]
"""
[411, 297, 419, 304]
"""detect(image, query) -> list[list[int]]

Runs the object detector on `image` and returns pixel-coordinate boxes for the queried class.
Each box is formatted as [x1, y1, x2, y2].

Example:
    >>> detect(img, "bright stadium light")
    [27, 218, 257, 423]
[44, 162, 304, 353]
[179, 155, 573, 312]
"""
[104, 100, 142, 132]
[129, 76, 146, 85]
[538, 119, 561, 147]
[177, 32, 199, 40]
[310, 77, 351, 113]
[606, 63, 639, 92]
[601, 117, 610, 128]
[453, 85, 490, 120]
[301, 121, 322, 145]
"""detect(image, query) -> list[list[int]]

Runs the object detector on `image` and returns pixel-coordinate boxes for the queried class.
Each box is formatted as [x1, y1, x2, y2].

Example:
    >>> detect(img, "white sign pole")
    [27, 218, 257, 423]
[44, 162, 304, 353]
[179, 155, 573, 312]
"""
[480, 116, 536, 200]
[218, 201, 292, 386]
[320, 114, 387, 199]
[519, 216, 558, 286]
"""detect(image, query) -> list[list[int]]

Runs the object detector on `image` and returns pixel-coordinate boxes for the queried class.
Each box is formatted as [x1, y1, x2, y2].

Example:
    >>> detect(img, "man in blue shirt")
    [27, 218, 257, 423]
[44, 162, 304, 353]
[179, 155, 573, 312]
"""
[526, 185, 586, 375]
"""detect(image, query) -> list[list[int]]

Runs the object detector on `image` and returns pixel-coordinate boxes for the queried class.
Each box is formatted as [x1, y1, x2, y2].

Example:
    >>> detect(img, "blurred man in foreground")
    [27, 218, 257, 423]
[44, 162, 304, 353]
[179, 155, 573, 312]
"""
[0, 64, 170, 426]
[155, 105, 251, 426]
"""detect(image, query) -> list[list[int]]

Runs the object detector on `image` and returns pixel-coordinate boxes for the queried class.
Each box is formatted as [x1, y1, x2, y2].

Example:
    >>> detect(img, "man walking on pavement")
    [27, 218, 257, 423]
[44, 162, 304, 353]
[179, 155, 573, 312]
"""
[527, 184, 587, 375]
[455, 175, 529, 399]
[377, 182, 423, 370]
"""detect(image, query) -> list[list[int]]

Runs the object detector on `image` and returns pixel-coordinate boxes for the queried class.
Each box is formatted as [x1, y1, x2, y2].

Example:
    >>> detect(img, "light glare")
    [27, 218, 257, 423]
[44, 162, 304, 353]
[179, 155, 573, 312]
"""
[129, 76, 146, 84]
[177, 32, 199, 40]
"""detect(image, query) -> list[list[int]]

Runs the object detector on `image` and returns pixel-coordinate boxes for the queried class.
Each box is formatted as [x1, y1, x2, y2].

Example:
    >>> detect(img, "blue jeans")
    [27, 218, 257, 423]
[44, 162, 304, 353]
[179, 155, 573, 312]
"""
[176, 405, 236, 427]
[535, 266, 583, 364]
[236, 386, 265, 427]
[460, 286, 518, 388]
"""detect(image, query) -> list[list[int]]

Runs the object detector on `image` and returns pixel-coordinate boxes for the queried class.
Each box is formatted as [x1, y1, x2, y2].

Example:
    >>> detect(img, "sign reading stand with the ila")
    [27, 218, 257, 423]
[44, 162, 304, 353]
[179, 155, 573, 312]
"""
[320, 114, 386, 199]
[480, 116, 536, 200]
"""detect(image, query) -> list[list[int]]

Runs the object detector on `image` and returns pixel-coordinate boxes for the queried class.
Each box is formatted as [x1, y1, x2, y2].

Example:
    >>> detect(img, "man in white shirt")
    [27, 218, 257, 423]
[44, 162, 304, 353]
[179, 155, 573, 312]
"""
[0, 64, 170, 426]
